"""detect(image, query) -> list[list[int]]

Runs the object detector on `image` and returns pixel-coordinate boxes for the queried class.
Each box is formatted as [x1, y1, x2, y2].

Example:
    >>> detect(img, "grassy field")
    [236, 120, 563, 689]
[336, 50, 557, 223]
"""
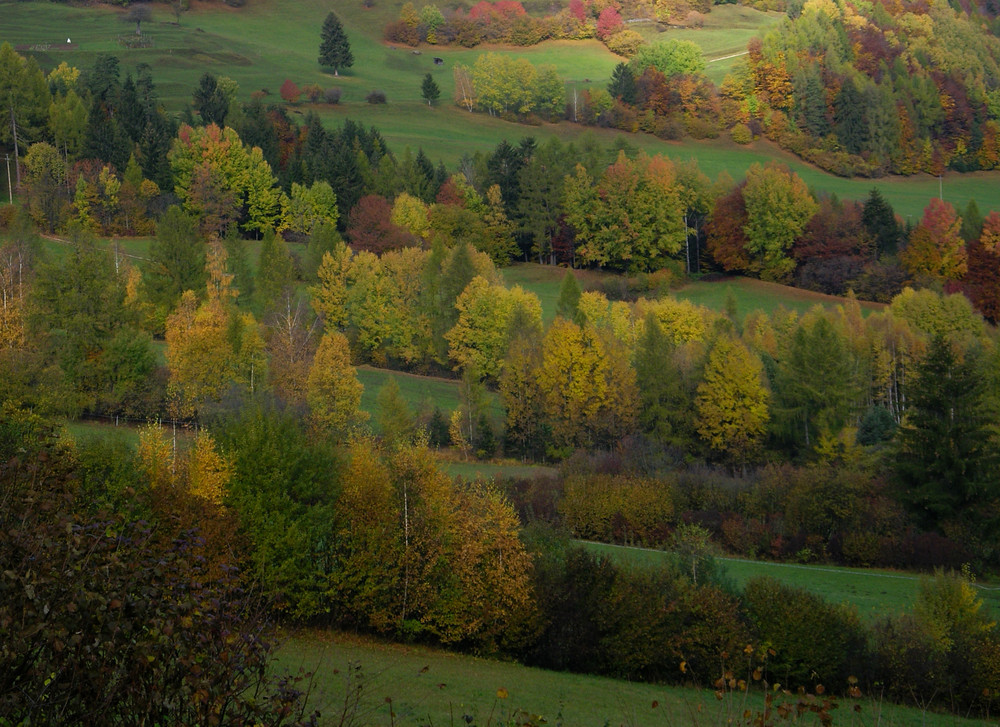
[356, 364, 503, 426]
[5, 0, 1000, 218]
[501, 262, 885, 322]
[583, 541, 1000, 622]
[274, 630, 994, 727]
[444, 458, 557, 481]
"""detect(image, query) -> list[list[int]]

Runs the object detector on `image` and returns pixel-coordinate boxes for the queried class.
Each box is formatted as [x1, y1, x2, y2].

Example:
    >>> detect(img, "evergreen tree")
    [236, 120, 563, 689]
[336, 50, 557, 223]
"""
[862, 188, 901, 257]
[376, 378, 417, 448]
[318, 12, 354, 76]
[255, 228, 295, 312]
[82, 101, 130, 171]
[421, 73, 440, 106]
[895, 335, 999, 531]
[555, 271, 582, 323]
[607, 63, 637, 105]
[834, 79, 868, 155]
[192, 72, 228, 127]
[427, 407, 451, 448]
[634, 314, 689, 447]
[145, 206, 206, 321]
[961, 199, 984, 242]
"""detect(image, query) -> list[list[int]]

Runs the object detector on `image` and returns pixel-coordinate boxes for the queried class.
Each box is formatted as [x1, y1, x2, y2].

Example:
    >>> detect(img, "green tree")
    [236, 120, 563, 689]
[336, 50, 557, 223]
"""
[145, 205, 206, 328]
[895, 335, 999, 531]
[0, 43, 50, 188]
[318, 12, 354, 76]
[628, 40, 705, 78]
[862, 187, 901, 257]
[376, 377, 418, 448]
[21, 142, 67, 232]
[607, 62, 637, 104]
[256, 227, 295, 312]
[742, 163, 817, 282]
[555, 270, 583, 323]
[421, 73, 440, 106]
[193, 72, 229, 126]
[634, 313, 690, 446]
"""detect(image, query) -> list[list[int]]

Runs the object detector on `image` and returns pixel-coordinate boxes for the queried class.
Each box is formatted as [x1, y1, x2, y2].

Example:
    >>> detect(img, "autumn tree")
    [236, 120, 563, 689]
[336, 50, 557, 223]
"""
[144, 205, 205, 331]
[901, 198, 968, 283]
[695, 337, 769, 470]
[564, 153, 685, 272]
[306, 329, 367, 440]
[741, 163, 817, 282]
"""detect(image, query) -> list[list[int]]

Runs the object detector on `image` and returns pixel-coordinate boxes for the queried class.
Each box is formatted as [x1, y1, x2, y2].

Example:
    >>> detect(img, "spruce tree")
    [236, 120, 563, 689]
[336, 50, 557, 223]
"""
[318, 12, 354, 76]
[896, 335, 999, 531]
[421, 73, 440, 106]
[607, 62, 636, 105]
[862, 188, 901, 257]
[555, 271, 582, 323]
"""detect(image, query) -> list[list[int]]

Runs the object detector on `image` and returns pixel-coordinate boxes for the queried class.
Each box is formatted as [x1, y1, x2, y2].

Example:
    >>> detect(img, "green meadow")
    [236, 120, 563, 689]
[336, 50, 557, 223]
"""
[583, 541, 1000, 622]
[501, 262, 885, 322]
[4, 0, 1000, 217]
[274, 629, 994, 727]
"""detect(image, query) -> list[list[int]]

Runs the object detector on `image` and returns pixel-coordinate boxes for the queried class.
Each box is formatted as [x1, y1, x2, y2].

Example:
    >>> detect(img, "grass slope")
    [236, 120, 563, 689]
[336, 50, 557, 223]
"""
[502, 262, 885, 322]
[275, 629, 991, 727]
[583, 541, 1000, 622]
[4, 0, 1000, 218]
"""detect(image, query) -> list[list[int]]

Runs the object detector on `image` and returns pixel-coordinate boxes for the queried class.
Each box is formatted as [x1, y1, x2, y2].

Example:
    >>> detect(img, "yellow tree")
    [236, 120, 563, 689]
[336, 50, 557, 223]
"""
[535, 317, 611, 454]
[306, 329, 367, 439]
[310, 243, 353, 330]
[445, 276, 542, 380]
[164, 243, 238, 418]
[185, 430, 231, 506]
[695, 337, 769, 469]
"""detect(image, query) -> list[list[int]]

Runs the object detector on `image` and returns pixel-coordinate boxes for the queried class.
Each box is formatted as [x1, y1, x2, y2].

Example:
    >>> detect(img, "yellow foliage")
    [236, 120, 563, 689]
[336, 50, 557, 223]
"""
[306, 330, 367, 438]
[186, 430, 231, 506]
[137, 424, 174, 490]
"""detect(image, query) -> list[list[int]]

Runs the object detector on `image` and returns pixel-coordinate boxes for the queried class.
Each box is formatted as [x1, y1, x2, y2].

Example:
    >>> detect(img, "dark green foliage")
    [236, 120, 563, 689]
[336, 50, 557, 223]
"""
[145, 205, 206, 317]
[774, 317, 854, 453]
[421, 72, 440, 106]
[634, 314, 691, 447]
[473, 412, 496, 459]
[0, 433, 318, 727]
[861, 188, 901, 257]
[256, 227, 296, 312]
[426, 406, 451, 448]
[215, 405, 341, 620]
[192, 72, 228, 126]
[318, 12, 354, 75]
[607, 63, 636, 105]
[895, 335, 999, 532]
[83, 98, 130, 170]
[100, 326, 162, 416]
[856, 405, 896, 446]
[742, 577, 868, 690]
[961, 199, 984, 242]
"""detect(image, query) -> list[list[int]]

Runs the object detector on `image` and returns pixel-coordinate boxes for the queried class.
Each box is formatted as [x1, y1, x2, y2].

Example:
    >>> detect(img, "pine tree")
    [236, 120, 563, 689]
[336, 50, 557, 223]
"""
[421, 73, 440, 106]
[862, 187, 901, 257]
[607, 63, 636, 105]
[555, 270, 582, 323]
[895, 335, 999, 531]
[318, 12, 354, 76]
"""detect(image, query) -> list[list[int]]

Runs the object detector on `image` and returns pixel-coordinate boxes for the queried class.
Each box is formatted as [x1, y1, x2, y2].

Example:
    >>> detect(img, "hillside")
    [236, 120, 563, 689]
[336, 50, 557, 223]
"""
[3, 0, 1000, 217]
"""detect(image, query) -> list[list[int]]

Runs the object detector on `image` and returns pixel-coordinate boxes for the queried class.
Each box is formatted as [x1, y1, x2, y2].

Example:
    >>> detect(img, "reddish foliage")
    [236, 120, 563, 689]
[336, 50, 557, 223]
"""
[280, 79, 302, 104]
[346, 195, 418, 253]
[435, 179, 465, 206]
[596, 6, 623, 39]
[569, 0, 587, 21]
[961, 211, 1000, 322]
[704, 184, 751, 272]
[793, 198, 872, 261]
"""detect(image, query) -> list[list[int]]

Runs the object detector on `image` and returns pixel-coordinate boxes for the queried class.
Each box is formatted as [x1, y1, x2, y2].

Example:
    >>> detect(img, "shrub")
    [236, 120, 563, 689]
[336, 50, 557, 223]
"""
[604, 29, 644, 57]
[742, 577, 868, 691]
[559, 474, 676, 546]
[324, 87, 342, 104]
[366, 90, 387, 104]
[731, 123, 753, 145]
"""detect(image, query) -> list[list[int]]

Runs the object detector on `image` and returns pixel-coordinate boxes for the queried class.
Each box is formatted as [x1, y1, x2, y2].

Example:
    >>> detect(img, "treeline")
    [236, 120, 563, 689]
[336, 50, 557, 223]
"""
[4, 413, 999, 719]
[420, 0, 1000, 178]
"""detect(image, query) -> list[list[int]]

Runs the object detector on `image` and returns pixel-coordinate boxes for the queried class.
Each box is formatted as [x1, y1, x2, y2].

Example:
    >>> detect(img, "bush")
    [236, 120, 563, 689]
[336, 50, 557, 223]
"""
[731, 123, 753, 145]
[604, 29, 644, 57]
[742, 577, 869, 691]
[324, 87, 342, 104]
[366, 90, 387, 104]
[559, 474, 676, 546]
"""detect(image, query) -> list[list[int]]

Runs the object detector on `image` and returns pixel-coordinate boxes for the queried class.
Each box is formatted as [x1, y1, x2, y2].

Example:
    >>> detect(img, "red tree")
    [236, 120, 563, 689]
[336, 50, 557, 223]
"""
[280, 79, 302, 104]
[962, 211, 1000, 322]
[596, 6, 623, 39]
[346, 195, 417, 253]
[569, 0, 587, 21]
[704, 183, 751, 272]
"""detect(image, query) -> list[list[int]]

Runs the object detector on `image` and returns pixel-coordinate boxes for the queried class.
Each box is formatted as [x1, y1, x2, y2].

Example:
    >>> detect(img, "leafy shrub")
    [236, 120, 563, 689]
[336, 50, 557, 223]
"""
[324, 87, 342, 104]
[559, 474, 676, 546]
[731, 123, 753, 144]
[366, 90, 387, 104]
[742, 577, 868, 690]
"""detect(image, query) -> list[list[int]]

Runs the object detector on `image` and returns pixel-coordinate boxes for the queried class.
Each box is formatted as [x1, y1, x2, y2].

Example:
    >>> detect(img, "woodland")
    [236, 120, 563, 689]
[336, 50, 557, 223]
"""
[2, 0, 1000, 721]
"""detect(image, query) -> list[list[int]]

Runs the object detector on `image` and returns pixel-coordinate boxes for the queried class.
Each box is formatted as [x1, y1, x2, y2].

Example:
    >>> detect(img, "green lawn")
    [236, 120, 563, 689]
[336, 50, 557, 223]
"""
[444, 459, 557, 481]
[583, 541, 1000, 622]
[274, 629, 992, 727]
[501, 262, 885, 323]
[5, 0, 1000, 218]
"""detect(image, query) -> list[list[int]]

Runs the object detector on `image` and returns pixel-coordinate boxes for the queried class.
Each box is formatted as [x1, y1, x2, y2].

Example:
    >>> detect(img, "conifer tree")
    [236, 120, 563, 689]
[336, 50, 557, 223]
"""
[421, 73, 440, 106]
[318, 12, 354, 76]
